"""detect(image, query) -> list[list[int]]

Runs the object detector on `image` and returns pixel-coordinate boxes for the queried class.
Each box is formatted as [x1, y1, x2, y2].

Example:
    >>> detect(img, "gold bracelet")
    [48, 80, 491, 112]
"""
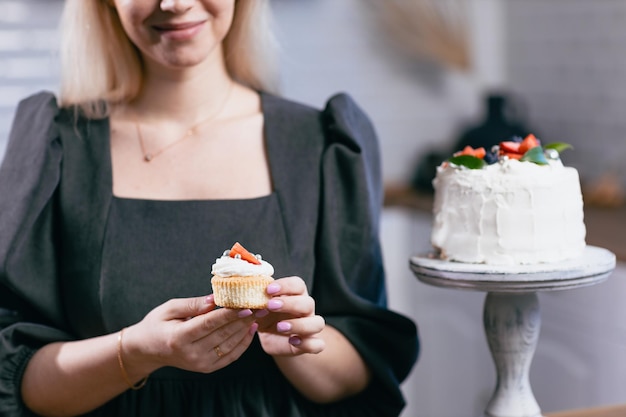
[117, 327, 148, 390]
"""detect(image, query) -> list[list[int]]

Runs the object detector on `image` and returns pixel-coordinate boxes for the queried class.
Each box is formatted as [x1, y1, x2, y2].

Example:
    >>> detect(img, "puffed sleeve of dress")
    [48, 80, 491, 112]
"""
[0, 92, 74, 416]
[313, 93, 419, 416]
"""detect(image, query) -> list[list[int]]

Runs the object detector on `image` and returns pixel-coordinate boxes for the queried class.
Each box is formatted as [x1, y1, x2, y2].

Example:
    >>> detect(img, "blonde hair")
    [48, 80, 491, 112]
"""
[58, 0, 279, 118]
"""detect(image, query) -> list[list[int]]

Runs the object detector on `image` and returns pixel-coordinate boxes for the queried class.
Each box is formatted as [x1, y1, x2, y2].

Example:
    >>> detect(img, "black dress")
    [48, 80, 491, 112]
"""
[0, 91, 419, 417]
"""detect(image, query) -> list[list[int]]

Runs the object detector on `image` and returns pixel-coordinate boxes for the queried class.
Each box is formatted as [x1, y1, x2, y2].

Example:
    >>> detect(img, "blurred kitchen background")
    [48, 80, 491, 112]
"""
[1, 1, 626, 416]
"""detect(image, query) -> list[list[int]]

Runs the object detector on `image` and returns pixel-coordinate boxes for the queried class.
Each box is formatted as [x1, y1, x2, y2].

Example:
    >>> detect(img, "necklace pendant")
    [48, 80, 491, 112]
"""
[144, 153, 153, 162]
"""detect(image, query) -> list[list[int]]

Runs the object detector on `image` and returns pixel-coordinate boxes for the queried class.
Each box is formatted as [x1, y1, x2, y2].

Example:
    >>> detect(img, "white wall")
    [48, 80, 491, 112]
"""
[0, 0, 61, 160]
[272, 0, 505, 184]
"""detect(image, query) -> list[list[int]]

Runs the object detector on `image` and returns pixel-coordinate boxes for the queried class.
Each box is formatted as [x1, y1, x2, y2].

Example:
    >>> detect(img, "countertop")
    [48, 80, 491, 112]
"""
[384, 185, 626, 262]
[546, 404, 626, 417]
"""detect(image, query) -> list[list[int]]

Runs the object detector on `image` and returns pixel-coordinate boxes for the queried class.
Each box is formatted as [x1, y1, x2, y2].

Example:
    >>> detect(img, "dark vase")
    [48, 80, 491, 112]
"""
[411, 92, 533, 193]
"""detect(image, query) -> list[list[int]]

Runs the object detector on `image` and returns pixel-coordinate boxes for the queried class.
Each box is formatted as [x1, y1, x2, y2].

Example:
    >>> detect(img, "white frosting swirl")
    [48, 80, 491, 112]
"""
[211, 255, 274, 277]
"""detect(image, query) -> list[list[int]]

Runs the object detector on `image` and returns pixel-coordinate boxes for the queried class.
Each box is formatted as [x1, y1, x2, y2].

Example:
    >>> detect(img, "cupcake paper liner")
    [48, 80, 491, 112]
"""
[211, 275, 274, 309]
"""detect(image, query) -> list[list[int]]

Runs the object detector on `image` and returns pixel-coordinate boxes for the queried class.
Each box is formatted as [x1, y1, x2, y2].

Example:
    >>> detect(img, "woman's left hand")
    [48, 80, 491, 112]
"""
[255, 276, 326, 356]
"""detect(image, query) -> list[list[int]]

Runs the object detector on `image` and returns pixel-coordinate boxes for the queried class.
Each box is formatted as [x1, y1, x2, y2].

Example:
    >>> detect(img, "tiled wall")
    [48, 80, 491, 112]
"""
[0, 0, 61, 158]
[507, 0, 626, 187]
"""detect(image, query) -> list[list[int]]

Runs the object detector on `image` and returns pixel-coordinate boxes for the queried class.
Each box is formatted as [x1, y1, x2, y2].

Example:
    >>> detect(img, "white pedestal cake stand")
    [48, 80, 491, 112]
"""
[409, 245, 616, 417]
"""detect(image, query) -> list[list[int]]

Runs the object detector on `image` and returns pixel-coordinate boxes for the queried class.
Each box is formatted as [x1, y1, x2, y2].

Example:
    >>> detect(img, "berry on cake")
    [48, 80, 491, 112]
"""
[211, 242, 275, 309]
[431, 134, 586, 265]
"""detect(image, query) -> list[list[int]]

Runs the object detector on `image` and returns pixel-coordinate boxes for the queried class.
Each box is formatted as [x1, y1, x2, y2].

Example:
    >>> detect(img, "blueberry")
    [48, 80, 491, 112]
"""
[484, 150, 499, 164]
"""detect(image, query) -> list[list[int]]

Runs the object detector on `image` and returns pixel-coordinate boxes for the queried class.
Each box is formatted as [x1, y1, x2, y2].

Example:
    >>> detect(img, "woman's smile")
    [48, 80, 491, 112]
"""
[112, 0, 235, 69]
[152, 20, 207, 42]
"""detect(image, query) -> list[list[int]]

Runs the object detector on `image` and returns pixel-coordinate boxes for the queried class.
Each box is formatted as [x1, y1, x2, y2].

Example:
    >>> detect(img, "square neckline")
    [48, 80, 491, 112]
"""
[108, 92, 275, 203]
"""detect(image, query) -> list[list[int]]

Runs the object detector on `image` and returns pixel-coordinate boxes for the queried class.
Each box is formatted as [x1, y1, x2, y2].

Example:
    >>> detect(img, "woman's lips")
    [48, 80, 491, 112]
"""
[153, 21, 205, 41]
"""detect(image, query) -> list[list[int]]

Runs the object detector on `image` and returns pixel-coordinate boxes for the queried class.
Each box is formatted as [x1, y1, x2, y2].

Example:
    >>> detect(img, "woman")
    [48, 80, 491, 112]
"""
[0, 0, 419, 416]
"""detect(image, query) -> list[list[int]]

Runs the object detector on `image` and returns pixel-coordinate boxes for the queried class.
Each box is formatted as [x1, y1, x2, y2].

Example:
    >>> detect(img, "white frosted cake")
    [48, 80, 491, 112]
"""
[431, 135, 586, 265]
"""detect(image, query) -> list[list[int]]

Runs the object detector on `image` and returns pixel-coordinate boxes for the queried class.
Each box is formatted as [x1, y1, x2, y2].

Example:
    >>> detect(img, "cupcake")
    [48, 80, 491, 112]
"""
[210, 242, 275, 309]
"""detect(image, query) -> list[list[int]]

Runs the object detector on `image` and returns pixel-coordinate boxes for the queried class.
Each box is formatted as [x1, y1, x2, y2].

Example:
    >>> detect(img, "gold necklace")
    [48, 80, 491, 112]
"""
[135, 83, 234, 162]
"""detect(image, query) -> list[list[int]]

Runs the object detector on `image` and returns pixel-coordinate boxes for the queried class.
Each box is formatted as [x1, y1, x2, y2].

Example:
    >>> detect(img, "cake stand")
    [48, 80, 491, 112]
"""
[410, 245, 616, 417]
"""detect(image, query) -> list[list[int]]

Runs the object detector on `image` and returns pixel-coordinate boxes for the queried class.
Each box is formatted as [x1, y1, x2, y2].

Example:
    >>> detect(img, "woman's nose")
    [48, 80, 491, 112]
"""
[160, 0, 194, 13]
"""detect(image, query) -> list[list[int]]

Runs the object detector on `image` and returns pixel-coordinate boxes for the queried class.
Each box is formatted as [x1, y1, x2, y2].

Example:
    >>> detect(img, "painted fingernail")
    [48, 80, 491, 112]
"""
[255, 309, 269, 318]
[267, 299, 283, 311]
[289, 336, 301, 346]
[267, 283, 281, 295]
[249, 322, 259, 335]
[238, 309, 253, 318]
[205, 294, 214, 304]
[277, 322, 291, 332]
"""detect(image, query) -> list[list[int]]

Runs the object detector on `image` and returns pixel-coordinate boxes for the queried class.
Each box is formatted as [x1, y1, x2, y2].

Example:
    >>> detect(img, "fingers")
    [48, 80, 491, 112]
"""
[133, 295, 262, 374]
[278, 315, 325, 354]
[203, 322, 259, 364]
[154, 295, 256, 348]
[183, 306, 255, 343]
[287, 334, 326, 354]
[275, 315, 324, 335]
[160, 294, 217, 320]
[267, 295, 314, 318]
[266, 277, 315, 318]
[174, 319, 258, 373]
[256, 277, 327, 356]
[159, 309, 257, 372]
[266, 276, 308, 297]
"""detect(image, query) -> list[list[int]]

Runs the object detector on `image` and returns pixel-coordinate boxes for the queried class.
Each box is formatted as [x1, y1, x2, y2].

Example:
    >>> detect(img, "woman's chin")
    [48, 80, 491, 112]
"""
[148, 50, 214, 72]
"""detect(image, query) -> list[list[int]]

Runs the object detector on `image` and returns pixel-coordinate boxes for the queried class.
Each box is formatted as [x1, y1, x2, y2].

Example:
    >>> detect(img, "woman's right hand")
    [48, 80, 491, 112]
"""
[120, 294, 257, 377]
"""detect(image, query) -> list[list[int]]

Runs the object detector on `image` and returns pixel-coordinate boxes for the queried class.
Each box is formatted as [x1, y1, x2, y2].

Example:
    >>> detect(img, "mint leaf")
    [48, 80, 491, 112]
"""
[544, 142, 573, 153]
[520, 146, 549, 165]
[448, 155, 486, 170]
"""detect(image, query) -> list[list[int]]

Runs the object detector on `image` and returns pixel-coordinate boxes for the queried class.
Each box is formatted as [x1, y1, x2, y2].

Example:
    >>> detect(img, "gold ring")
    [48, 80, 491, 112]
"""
[213, 345, 225, 358]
